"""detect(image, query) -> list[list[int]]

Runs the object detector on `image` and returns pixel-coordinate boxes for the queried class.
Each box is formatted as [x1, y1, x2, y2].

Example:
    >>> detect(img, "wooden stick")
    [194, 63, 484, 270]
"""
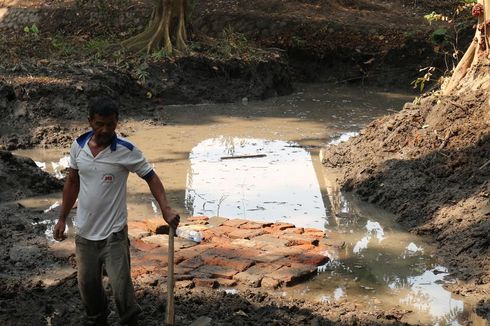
[220, 154, 266, 160]
[166, 226, 175, 326]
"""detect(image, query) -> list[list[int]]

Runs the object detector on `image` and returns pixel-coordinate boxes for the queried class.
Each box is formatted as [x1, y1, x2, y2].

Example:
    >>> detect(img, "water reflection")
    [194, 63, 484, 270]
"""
[34, 154, 70, 179]
[296, 175, 486, 325]
[185, 137, 328, 229]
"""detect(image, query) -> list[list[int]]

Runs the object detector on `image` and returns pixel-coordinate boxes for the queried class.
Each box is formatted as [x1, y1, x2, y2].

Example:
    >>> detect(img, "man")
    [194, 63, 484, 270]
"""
[53, 97, 179, 326]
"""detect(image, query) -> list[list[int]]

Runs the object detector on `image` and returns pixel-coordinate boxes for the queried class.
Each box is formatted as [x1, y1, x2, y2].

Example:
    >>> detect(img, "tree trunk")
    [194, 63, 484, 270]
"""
[443, 0, 490, 94]
[121, 0, 188, 54]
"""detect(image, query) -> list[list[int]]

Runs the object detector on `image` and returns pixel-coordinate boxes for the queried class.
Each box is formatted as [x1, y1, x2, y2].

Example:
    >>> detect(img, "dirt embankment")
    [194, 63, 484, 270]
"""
[0, 0, 463, 150]
[321, 67, 490, 315]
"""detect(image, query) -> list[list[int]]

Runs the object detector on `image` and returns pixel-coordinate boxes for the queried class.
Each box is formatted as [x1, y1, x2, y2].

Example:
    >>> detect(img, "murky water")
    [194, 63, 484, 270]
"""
[13, 84, 487, 325]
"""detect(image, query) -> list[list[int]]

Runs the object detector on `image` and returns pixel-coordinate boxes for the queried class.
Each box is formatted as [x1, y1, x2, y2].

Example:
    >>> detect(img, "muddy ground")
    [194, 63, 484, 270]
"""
[1, 0, 489, 325]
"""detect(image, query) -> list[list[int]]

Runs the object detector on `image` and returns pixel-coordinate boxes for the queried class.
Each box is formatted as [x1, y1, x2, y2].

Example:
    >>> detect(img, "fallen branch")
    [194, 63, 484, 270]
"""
[220, 154, 267, 160]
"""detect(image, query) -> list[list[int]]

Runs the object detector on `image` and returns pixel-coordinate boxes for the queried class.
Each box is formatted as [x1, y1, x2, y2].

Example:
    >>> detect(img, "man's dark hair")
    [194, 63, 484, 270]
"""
[89, 97, 119, 119]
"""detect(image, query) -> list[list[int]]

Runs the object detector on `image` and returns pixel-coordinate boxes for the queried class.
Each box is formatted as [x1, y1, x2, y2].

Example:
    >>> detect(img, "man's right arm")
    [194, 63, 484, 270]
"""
[53, 168, 80, 241]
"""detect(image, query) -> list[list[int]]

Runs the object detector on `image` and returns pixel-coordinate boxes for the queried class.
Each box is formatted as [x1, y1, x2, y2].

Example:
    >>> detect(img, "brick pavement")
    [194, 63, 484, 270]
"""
[127, 216, 332, 289]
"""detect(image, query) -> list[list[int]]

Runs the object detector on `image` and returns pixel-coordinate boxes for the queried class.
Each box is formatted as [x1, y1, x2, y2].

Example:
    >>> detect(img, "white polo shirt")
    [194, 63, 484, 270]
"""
[69, 131, 155, 240]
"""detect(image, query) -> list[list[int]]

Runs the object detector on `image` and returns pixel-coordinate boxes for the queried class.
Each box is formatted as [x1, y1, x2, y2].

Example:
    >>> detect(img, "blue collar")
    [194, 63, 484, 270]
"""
[76, 131, 119, 152]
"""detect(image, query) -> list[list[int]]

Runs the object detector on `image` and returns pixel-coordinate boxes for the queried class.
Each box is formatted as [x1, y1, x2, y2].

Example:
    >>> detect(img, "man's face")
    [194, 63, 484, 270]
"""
[89, 113, 118, 146]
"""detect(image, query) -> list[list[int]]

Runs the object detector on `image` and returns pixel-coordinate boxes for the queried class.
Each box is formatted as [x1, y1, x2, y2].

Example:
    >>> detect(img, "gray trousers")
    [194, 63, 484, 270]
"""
[75, 226, 141, 325]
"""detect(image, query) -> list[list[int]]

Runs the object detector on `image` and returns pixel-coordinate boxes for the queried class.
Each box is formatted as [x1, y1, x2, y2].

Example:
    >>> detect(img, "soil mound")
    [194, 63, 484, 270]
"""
[0, 150, 63, 203]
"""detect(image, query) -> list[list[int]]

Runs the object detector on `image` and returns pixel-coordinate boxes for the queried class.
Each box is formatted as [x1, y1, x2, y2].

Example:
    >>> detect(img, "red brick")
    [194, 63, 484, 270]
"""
[145, 217, 167, 232]
[205, 235, 233, 247]
[141, 235, 168, 247]
[194, 278, 217, 288]
[303, 228, 326, 239]
[222, 219, 249, 227]
[288, 253, 329, 266]
[203, 225, 236, 239]
[207, 217, 229, 226]
[128, 228, 151, 240]
[261, 277, 282, 289]
[230, 238, 257, 248]
[258, 246, 305, 259]
[202, 255, 254, 272]
[233, 263, 283, 287]
[228, 228, 265, 240]
[131, 239, 160, 252]
[128, 220, 149, 230]
[215, 278, 237, 287]
[271, 222, 296, 230]
[193, 265, 239, 279]
[174, 243, 216, 263]
[173, 265, 194, 276]
[233, 271, 262, 287]
[279, 234, 319, 246]
[281, 227, 304, 235]
[254, 252, 285, 263]
[240, 221, 273, 229]
[202, 246, 262, 260]
[253, 234, 289, 251]
[244, 263, 283, 275]
[267, 263, 317, 286]
[178, 256, 204, 269]
[131, 258, 161, 278]
[187, 216, 209, 224]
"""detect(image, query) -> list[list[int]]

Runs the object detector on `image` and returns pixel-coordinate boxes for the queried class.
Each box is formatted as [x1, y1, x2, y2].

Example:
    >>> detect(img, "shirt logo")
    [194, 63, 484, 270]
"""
[102, 174, 115, 184]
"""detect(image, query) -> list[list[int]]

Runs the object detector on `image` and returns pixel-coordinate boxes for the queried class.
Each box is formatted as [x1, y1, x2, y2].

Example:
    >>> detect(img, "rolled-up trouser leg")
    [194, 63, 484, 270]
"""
[103, 226, 141, 324]
[76, 235, 108, 324]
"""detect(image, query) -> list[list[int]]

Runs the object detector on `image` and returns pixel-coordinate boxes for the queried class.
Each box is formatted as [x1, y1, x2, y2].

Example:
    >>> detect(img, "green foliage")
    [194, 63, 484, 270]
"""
[151, 49, 169, 60]
[84, 38, 111, 59]
[86, 38, 110, 51]
[50, 35, 74, 56]
[411, 67, 435, 92]
[134, 62, 150, 83]
[23, 23, 39, 34]
[424, 11, 450, 25]
[417, 0, 477, 90]
[431, 27, 448, 44]
[214, 26, 254, 59]
[291, 35, 306, 48]
[186, 0, 199, 20]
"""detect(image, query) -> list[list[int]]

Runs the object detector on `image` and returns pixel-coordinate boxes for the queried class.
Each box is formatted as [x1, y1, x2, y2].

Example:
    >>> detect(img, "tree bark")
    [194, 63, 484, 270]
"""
[121, 0, 187, 54]
[443, 0, 490, 94]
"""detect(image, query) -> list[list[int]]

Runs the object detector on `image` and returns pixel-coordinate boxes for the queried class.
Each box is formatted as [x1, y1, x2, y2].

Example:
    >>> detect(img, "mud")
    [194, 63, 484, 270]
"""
[1, 0, 489, 324]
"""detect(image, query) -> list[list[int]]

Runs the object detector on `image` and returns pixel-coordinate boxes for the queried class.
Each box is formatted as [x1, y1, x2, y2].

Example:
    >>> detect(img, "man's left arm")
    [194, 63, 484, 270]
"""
[145, 172, 180, 229]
